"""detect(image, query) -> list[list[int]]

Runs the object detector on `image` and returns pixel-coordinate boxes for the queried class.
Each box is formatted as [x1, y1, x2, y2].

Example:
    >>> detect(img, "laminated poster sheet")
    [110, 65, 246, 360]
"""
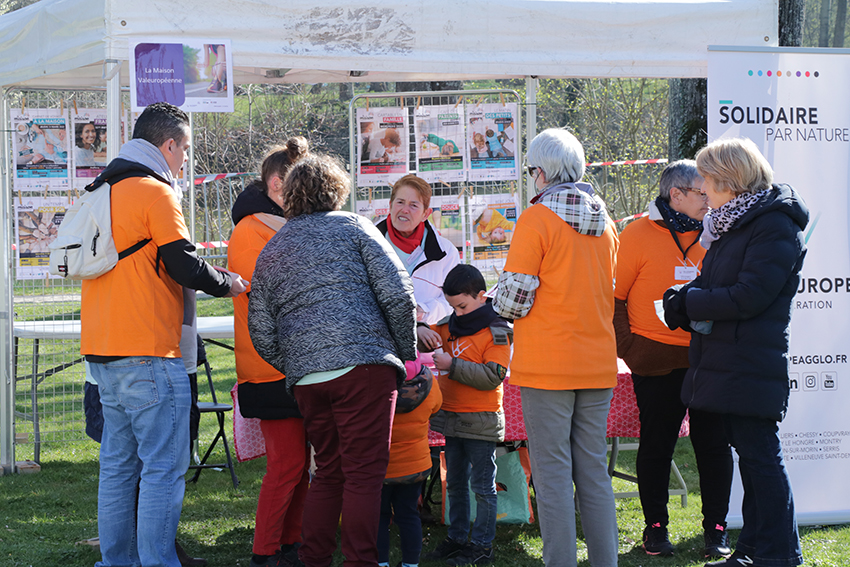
[428, 195, 466, 260]
[466, 103, 519, 182]
[12, 109, 70, 190]
[15, 196, 67, 280]
[72, 109, 109, 183]
[356, 198, 391, 227]
[357, 107, 408, 187]
[470, 193, 519, 274]
[414, 105, 465, 183]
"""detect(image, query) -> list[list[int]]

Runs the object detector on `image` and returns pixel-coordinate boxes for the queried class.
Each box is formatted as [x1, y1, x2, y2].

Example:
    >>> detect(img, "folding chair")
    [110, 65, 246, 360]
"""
[188, 347, 239, 489]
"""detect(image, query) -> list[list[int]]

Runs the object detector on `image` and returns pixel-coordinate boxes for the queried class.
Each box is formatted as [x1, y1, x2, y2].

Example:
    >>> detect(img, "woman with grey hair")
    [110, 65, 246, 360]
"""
[664, 138, 807, 567]
[614, 160, 733, 559]
[493, 128, 620, 567]
[248, 154, 417, 567]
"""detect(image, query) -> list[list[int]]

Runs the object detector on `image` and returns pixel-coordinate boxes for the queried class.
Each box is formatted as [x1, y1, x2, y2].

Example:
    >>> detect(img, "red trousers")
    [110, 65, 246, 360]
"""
[253, 417, 310, 555]
[293, 365, 398, 567]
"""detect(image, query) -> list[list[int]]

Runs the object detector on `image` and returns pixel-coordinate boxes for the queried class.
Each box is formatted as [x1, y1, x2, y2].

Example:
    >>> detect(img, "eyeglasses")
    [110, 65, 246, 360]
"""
[526, 166, 539, 177]
[677, 186, 704, 195]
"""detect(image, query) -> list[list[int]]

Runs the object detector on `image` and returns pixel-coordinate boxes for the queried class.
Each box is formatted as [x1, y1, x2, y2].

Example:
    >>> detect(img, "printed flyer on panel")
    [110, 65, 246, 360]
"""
[466, 103, 519, 182]
[357, 107, 409, 187]
[11, 109, 70, 190]
[708, 49, 850, 526]
[15, 196, 67, 280]
[428, 195, 466, 260]
[71, 109, 108, 183]
[355, 197, 391, 226]
[413, 105, 465, 183]
[469, 193, 519, 274]
[130, 38, 234, 113]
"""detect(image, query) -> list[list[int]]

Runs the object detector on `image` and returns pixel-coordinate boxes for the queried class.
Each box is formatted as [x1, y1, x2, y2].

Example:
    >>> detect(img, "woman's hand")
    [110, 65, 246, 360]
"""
[433, 351, 453, 372]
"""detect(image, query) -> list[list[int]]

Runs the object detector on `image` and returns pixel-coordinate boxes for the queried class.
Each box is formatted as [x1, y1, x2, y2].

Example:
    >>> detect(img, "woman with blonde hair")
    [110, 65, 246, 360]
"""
[249, 154, 417, 567]
[664, 137, 808, 567]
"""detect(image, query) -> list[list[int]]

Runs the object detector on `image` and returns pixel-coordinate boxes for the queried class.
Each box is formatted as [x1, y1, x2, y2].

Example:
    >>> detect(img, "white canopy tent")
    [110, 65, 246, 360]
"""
[0, 0, 779, 473]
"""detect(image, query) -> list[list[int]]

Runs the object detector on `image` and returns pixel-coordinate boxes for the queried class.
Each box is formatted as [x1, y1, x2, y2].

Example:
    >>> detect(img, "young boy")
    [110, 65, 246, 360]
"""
[421, 264, 512, 567]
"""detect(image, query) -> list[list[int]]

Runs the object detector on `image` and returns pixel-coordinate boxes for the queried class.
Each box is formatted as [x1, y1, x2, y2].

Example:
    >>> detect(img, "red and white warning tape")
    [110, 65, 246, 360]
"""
[586, 158, 668, 167]
[195, 240, 229, 249]
[613, 211, 648, 224]
[193, 172, 252, 185]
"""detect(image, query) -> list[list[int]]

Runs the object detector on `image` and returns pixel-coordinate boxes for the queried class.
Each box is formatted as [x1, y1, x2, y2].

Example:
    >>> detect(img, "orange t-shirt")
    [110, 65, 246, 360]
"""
[503, 203, 619, 390]
[386, 379, 442, 479]
[432, 321, 510, 413]
[81, 177, 190, 357]
[614, 216, 705, 347]
[227, 214, 284, 384]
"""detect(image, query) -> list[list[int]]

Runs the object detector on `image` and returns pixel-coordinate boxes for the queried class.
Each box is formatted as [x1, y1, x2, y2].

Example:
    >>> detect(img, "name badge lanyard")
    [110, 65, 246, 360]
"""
[666, 225, 702, 264]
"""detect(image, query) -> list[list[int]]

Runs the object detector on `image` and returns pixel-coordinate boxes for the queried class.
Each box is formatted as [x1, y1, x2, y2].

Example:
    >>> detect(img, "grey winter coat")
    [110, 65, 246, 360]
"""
[248, 211, 417, 390]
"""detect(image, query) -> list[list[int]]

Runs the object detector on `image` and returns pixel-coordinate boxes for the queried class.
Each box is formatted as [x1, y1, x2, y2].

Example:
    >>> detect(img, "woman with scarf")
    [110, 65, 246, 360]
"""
[376, 174, 460, 328]
[614, 160, 733, 559]
[664, 138, 807, 567]
[228, 138, 310, 567]
[493, 128, 619, 567]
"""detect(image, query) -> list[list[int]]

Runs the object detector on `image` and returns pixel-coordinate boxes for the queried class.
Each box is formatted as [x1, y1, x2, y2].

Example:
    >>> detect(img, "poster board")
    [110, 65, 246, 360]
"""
[357, 107, 409, 187]
[466, 103, 519, 182]
[15, 196, 67, 280]
[11, 109, 70, 190]
[414, 105, 465, 183]
[708, 47, 850, 527]
[129, 38, 234, 113]
[469, 192, 519, 274]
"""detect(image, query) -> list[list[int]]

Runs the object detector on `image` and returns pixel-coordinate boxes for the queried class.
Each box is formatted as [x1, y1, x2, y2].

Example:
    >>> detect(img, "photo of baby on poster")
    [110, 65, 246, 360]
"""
[12, 109, 70, 189]
[466, 103, 519, 182]
[357, 107, 409, 187]
[470, 193, 519, 272]
[414, 105, 465, 184]
[15, 197, 67, 280]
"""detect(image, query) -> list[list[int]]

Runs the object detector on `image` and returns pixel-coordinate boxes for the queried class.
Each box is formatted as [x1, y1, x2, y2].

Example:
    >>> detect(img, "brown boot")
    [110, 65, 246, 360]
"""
[175, 540, 208, 567]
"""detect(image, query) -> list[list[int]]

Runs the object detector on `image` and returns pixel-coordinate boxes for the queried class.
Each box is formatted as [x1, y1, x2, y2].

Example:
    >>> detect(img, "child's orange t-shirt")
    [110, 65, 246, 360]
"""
[431, 322, 511, 413]
[503, 204, 619, 390]
[614, 216, 705, 347]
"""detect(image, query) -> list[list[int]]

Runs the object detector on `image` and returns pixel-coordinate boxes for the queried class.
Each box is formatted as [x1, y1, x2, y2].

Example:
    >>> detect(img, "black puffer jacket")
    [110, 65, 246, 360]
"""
[672, 184, 808, 422]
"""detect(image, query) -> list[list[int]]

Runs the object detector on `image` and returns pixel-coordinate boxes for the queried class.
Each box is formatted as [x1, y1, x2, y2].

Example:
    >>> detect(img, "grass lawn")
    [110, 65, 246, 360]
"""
[3, 301, 849, 566]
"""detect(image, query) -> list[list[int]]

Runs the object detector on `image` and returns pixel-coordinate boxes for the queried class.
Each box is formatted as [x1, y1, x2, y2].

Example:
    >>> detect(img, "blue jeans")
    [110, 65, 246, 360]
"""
[91, 357, 191, 567]
[723, 414, 803, 567]
[378, 481, 424, 564]
[444, 436, 497, 547]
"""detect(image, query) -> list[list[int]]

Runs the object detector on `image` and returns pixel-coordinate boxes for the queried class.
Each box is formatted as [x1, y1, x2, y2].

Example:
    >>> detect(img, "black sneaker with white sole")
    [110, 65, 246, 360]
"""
[446, 543, 494, 566]
[424, 537, 467, 561]
[703, 524, 733, 558]
[642, 523, 674, 556]
[705, 551, 758, 567]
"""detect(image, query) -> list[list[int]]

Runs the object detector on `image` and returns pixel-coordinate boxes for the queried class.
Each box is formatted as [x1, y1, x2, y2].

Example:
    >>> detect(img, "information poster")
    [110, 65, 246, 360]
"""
[130, 38, 234, 113]
[357, 107, 408, 187]
[11, 109, 70, 189]
[708, 49, 850, 527]
[15, 197, 67, 280]
[414, 105, 465, 183]
[466, 103, 519, 182]
[428, 195, 466, 259]
[72, 109, 108, 182]
[469, 193, 519, 273]
[356, 198, 391, 226]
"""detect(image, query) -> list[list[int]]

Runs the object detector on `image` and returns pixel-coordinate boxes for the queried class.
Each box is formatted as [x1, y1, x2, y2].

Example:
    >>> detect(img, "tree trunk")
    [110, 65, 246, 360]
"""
[338, 82, 354, 102]
[819, 0, 833, 46]
[834, 0, 847, 47]
[779, 0, 805, 46]
[667, 78, 706, 161]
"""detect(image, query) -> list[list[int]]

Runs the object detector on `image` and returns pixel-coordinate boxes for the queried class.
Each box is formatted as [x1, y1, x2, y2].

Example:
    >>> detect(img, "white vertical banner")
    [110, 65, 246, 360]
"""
[708, 48, 850, 527]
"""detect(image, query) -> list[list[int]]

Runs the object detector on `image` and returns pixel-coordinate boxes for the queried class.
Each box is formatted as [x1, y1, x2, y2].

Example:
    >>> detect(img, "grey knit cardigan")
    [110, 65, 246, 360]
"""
[248, 211, 417, 390]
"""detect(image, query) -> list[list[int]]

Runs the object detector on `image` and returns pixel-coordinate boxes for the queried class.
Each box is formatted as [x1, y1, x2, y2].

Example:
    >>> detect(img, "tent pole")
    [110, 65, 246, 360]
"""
[105, 61, 122, 163]
[525, 76, 538, 208]
[187, 113, 196, 242]
[0, 89, 15, 475]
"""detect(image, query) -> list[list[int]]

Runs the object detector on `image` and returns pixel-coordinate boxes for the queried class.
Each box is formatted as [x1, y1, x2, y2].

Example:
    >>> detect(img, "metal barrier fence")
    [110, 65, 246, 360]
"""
[348, 89, 524, 284]
[3, 89, 254, 463]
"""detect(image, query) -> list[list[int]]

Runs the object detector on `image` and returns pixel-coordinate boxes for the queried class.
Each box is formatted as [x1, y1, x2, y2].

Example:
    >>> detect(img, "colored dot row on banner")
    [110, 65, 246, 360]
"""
[749, 70, 820, 78]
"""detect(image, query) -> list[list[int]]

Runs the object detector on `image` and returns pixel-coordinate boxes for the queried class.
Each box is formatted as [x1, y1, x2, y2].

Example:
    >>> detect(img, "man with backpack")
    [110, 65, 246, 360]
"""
[81, 102, 247, 567]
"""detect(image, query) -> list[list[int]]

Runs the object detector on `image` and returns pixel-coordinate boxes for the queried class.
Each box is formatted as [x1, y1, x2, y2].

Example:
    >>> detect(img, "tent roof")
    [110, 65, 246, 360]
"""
[0, 0, 778, 88]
